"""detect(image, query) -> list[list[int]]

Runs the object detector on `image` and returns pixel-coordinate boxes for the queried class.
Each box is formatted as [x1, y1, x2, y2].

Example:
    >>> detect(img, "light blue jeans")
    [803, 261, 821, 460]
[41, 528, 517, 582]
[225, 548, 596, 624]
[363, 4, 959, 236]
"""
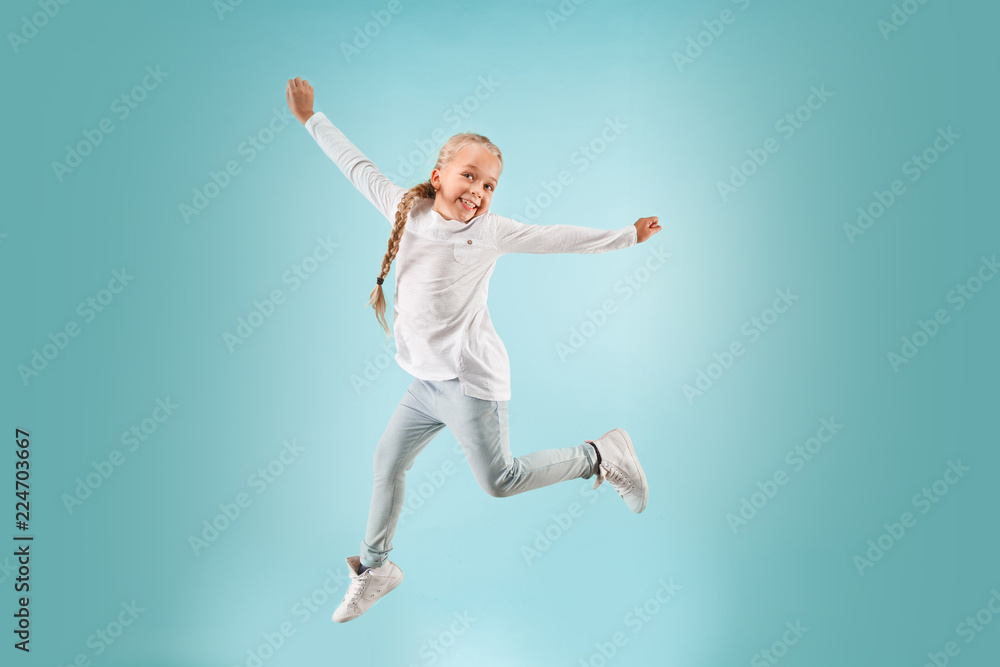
[360, 377, 600, 568]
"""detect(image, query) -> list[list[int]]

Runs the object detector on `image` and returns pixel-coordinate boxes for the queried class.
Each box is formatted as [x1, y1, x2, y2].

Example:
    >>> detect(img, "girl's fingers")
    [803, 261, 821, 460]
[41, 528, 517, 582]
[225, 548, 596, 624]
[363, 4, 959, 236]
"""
[287, 77, 313, 91]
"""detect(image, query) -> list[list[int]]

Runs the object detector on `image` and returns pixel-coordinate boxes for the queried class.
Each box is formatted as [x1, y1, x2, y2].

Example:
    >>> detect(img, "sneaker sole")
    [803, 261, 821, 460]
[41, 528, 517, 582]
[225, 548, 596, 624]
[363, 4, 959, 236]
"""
[608, 428, 648, 513]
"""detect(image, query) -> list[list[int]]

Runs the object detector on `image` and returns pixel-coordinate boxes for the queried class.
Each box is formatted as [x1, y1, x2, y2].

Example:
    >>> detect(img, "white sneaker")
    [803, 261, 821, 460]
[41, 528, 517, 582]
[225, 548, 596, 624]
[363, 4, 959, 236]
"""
[588, 428, 648, 513]
[331, 555, 404, 623]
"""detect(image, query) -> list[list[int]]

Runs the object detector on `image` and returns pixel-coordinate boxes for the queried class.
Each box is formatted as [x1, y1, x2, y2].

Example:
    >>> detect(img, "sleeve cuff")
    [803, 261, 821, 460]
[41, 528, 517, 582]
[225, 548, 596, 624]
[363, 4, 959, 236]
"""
[304, 111, 326, 132]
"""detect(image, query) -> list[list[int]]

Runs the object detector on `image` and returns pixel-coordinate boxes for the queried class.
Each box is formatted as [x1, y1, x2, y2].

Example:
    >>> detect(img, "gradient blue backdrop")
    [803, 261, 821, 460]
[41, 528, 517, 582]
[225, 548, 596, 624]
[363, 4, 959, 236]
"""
[2, 0, 998, 665]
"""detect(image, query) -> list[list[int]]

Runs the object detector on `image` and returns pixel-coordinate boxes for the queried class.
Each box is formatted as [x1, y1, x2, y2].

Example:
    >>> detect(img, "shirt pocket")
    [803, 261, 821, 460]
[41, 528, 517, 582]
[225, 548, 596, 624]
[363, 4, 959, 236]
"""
[453, 238, 482, 265]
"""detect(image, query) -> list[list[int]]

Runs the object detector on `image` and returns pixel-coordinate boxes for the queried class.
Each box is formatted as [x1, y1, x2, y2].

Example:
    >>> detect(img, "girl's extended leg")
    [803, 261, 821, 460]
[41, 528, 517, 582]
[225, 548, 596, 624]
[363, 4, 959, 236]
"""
[436, 379, 599, 497]
[360, 380, 445, 569]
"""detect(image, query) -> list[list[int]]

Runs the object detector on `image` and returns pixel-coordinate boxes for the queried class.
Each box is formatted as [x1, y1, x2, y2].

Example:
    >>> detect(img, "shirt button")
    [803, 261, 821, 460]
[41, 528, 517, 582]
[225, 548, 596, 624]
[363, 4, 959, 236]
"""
[467, 239, 473, 244]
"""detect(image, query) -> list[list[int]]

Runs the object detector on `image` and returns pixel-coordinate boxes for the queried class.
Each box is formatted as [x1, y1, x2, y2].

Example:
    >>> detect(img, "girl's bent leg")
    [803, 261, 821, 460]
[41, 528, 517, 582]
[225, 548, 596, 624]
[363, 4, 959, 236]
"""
[360, 383, 445, 569]
[439, 381, 598, 498]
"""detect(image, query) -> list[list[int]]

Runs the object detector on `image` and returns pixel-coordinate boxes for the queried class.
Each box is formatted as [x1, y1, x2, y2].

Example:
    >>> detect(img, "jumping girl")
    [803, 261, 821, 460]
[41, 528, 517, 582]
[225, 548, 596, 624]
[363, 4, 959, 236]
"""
[285, 77, 661, 623]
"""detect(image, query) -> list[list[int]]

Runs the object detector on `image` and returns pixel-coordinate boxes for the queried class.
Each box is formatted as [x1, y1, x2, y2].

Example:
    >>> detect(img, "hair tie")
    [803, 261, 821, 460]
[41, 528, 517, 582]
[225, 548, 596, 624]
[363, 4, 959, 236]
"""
[376, 277, 384, 285]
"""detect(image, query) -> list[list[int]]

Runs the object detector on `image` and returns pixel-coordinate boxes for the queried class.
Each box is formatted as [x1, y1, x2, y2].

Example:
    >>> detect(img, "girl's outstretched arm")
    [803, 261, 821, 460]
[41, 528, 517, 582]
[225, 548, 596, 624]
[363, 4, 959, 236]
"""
[492, 214, 661, 255]
[286, 77, 405, 224]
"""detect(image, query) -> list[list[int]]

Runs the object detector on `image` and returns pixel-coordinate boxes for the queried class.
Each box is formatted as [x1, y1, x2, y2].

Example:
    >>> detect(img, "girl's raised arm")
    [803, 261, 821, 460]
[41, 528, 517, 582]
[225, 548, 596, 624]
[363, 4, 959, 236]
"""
[287, 77, 405, 224]
[491, 214, 658, 255]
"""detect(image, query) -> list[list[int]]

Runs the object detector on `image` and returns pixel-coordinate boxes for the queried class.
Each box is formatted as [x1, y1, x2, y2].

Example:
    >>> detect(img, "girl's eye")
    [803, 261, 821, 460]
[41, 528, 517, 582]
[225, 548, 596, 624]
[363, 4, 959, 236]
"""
[464, 173, 493, 191]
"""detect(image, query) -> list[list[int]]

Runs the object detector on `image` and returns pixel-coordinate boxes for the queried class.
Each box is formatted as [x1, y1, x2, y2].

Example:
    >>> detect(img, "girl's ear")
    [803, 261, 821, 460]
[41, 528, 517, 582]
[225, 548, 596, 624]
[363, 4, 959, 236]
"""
[429, 168, 440, 189]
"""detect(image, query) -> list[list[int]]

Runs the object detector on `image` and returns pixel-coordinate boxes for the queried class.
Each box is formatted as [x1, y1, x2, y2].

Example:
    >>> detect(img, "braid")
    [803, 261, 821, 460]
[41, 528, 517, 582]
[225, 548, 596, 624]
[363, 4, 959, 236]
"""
[367, 180, 437, 338]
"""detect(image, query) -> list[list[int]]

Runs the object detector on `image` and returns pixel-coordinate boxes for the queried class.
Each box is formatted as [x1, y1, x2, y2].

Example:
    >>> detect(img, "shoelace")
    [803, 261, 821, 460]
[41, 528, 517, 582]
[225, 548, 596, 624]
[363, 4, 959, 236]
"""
[344, 571, 372, 607]
[593, 463, 635, 496]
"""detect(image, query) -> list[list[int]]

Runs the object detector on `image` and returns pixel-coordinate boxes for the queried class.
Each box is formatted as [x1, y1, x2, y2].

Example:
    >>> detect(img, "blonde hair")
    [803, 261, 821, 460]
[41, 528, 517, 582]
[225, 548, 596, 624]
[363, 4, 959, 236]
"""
[367, 132, 503, 338]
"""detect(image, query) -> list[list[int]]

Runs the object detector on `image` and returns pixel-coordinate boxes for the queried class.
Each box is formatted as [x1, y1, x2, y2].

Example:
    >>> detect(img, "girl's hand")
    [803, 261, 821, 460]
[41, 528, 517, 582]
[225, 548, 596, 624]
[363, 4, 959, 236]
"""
[634, 217, 661, 243]
[286, 77, 315, 125]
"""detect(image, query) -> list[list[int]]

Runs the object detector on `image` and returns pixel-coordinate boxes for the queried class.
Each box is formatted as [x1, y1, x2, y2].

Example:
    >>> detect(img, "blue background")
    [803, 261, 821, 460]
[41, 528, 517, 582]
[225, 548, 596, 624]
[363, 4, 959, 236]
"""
[2, 0, 998, 665]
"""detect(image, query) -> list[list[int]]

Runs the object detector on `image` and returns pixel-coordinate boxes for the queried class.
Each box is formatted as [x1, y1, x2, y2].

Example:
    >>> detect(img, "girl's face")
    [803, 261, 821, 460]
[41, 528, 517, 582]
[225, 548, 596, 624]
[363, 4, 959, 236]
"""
[430, 144, 500, 222]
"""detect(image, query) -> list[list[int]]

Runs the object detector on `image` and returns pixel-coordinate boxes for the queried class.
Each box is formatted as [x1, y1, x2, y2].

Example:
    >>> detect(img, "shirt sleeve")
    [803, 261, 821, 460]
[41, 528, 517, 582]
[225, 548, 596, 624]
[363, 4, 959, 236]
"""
[491, 214, 638, 255]
[303, 112, 406, 224]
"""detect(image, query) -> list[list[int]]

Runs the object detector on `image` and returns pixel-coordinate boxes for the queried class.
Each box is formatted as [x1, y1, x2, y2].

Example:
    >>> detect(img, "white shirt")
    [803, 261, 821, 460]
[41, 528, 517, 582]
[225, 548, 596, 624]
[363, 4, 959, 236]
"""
[304, 111, 637, 401]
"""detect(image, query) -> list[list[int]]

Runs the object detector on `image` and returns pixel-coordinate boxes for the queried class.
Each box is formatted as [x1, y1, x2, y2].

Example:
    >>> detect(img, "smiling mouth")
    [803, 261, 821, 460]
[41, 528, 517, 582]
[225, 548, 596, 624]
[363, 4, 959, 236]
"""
[459, 197, 478, 212]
